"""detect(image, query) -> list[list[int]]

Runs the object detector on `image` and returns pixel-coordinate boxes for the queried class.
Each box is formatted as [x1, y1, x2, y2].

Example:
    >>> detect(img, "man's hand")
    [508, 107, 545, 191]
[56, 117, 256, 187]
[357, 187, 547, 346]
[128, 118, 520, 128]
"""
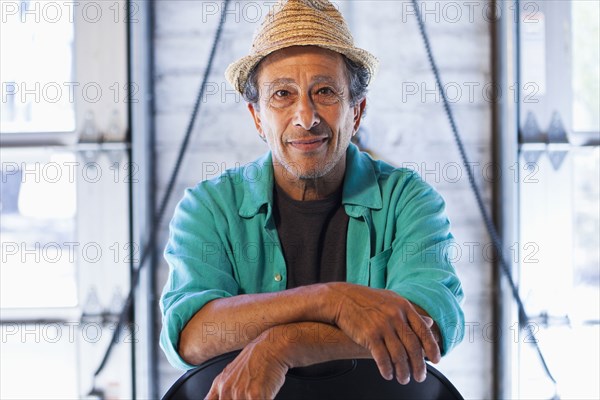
[205, 330, 289, 400]
[326, 282, 441, 384]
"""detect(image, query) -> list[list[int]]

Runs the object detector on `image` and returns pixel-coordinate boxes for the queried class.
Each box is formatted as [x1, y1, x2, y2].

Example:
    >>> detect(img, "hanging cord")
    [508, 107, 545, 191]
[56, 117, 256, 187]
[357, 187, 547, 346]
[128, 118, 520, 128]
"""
[88, 0, 231, 395]
[410, 0, 557, 390]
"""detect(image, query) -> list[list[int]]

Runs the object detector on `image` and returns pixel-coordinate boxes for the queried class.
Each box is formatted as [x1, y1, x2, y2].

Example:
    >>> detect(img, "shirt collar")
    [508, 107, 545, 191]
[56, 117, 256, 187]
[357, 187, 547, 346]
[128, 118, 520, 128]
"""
[342, 143, 383, 211]
[238, 143, 383, 218]
[238, 152, 274, 218]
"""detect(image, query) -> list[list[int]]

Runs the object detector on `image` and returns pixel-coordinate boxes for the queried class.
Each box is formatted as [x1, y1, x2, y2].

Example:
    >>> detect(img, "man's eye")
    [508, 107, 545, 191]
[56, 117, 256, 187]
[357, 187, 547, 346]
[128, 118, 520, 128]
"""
[314, 87, 340, 105]
[317, 87, 335, 95]
[268, 89, 296, 108]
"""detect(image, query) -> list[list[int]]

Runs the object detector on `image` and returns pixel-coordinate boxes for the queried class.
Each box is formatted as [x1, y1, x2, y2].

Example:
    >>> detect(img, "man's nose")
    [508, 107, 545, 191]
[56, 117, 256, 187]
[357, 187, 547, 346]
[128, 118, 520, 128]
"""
[292, 95, 320, 131]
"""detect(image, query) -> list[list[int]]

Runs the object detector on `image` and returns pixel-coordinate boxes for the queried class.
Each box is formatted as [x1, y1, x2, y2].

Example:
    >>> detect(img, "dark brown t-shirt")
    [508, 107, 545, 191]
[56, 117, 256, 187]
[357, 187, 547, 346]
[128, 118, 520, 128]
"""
[273, 182, 349, 289]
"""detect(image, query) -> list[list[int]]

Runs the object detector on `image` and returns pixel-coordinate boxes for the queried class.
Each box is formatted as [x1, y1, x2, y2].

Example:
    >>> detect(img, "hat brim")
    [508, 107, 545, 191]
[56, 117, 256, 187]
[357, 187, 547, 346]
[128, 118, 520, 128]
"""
[225, 42, 379, 94]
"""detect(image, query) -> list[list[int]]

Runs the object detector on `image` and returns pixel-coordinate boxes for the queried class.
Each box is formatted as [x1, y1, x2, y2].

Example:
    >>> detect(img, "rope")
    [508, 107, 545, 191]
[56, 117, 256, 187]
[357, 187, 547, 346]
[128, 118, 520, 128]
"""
[88, 0, 231, 393]
[410, 0, 557, 388]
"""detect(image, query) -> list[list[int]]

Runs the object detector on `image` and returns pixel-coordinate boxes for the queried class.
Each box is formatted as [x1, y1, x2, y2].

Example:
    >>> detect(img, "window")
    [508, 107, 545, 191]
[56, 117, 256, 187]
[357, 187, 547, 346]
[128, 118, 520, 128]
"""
[515, 1, 599, 399]
[1, 149, 78, 311]
[0, 1, 75, 133]
[0, 1, 133, 398]
[572, 1, 600, 134]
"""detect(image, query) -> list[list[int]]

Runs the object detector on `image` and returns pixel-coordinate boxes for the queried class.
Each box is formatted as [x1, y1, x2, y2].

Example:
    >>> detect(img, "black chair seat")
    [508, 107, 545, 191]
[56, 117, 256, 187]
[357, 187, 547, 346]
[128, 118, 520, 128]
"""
[163, 350, 464, 399]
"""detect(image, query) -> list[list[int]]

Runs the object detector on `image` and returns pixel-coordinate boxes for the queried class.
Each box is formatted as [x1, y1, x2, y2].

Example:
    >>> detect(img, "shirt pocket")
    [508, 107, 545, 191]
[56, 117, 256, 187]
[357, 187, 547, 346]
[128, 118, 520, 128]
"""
[368, 248, 392, 289]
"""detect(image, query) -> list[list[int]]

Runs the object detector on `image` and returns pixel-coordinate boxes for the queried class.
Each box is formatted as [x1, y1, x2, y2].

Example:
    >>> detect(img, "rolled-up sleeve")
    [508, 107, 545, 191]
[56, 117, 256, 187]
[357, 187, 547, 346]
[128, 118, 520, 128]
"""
[386, 172, 465, 355]
[160, 185, 240, 370]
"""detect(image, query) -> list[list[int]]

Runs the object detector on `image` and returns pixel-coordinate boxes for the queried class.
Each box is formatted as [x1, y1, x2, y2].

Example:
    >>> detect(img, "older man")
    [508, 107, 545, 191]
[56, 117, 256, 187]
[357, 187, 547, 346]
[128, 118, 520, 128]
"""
[160, 0, 464, 398]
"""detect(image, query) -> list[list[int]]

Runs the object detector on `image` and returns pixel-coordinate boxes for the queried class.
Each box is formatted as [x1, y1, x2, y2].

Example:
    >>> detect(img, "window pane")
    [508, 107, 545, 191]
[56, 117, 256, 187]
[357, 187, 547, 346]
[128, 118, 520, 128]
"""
[572, 147, 600, 322]
[0, 323, 79, 399]
[0, 149, 78, 309]
[572, 0, 600, 132]
[0, 1, 75, 133]
[518, 148, 600, 399]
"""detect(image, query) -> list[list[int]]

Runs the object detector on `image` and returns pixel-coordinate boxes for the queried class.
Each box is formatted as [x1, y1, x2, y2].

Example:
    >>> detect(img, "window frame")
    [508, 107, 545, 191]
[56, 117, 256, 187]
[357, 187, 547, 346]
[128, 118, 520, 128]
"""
[1, 0, 129, 146]
[495, 1, 599, 398]
[0, 1, 143, 398]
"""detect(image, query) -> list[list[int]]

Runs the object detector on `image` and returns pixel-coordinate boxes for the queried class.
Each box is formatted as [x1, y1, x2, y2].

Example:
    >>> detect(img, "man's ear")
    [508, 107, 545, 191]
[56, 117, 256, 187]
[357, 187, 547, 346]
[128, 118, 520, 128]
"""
[352, 98, 367, 134]
[247, 103, 263, 135]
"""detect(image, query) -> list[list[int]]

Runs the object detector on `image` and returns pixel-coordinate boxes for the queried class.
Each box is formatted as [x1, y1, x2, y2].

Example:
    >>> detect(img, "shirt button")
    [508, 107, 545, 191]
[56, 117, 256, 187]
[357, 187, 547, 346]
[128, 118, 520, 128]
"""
[274, 273, 282, 282]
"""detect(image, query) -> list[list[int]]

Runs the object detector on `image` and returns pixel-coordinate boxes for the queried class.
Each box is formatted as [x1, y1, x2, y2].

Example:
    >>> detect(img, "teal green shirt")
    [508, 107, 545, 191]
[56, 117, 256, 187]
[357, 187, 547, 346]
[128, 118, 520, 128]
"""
[160, 144, 465, 370]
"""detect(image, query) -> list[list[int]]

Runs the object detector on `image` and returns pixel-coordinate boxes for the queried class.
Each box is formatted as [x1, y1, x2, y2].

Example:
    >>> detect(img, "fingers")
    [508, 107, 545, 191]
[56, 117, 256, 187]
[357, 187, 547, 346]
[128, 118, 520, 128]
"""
[402, 329, 428, 382]
[383, 333, 411, 384]
[391, 315, 426, 383]
[204, 376, 220, 400]
[369, 322, 421, 385]
[373, 323, 427, 384]
[379, 310, 440, 384]
[203, 345, 285, 400]
[407, 311, 441, 364]
[422, 315, 434, 328]
[369, 337, 395, 381]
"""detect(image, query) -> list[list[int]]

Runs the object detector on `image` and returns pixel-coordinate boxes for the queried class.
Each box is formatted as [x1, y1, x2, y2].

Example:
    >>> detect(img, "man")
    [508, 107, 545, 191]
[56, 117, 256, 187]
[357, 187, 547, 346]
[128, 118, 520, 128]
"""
[160, 0, 464, 398]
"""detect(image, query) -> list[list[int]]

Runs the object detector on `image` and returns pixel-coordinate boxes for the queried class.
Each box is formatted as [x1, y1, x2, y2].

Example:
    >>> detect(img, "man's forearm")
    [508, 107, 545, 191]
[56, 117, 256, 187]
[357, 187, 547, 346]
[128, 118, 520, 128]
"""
[179, 283, 334, 365]
[265, 321, 371, 369]
[203, 321, 372, 399]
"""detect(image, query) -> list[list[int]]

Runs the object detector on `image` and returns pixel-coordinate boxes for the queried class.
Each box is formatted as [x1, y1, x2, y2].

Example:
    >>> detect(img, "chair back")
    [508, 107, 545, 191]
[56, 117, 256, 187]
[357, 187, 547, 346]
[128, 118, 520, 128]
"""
[163, 350, 464, 400]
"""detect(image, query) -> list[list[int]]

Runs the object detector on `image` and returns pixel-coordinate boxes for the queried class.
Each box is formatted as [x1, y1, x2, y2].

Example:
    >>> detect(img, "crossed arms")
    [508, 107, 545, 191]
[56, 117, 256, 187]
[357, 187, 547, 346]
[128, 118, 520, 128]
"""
[180, 282, 442, 399]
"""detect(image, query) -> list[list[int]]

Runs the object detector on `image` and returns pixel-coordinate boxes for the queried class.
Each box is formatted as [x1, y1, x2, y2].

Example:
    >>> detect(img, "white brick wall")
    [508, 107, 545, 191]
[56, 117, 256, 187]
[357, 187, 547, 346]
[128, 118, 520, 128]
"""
[154, 1, 494, 397]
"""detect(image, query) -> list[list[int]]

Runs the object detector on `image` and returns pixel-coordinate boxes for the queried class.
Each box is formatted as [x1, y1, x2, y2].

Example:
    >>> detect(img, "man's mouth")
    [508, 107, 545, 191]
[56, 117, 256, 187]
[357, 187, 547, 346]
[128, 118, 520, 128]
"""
[288, 137, 328, 151]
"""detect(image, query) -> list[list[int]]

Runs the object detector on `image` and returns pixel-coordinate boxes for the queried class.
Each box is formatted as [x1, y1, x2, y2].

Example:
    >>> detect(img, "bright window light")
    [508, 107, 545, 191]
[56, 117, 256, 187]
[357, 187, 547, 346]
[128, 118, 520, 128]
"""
[1, 150, 78, 309]
[0, 1, 75, 133]
[573, 0, 600, 132]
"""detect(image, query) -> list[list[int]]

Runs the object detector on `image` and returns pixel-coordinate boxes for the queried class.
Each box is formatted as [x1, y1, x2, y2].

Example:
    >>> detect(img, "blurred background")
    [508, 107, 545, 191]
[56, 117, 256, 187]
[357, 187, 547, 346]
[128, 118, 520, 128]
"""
[1, 1, 598, 398]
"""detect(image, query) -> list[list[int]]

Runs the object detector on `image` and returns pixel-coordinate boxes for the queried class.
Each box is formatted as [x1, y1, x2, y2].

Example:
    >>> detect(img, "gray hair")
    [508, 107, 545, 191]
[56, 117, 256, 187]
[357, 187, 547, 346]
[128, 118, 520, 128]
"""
[243, 55, 370, 108]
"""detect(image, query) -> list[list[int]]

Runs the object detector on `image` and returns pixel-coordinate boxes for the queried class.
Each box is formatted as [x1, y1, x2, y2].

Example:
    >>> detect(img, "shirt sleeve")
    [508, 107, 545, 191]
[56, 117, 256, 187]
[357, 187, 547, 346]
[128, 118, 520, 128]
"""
[159, 184, 240, 370]
[385, 171, 465, 356]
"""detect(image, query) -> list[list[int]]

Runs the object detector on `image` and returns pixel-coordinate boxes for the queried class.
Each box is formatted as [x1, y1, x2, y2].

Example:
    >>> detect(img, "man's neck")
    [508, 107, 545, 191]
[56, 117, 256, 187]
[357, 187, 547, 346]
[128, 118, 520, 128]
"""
[274, 158, 346, 201]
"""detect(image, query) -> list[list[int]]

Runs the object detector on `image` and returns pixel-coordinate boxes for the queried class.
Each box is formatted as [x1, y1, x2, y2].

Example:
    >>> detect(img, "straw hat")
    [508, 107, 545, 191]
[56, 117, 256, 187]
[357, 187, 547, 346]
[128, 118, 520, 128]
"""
[225, 0, 379, 93]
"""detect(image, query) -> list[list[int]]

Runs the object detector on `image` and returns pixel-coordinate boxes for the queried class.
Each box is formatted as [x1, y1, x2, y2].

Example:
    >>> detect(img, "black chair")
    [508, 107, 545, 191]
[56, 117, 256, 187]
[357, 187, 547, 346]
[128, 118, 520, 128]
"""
[163, 350, 464, 399]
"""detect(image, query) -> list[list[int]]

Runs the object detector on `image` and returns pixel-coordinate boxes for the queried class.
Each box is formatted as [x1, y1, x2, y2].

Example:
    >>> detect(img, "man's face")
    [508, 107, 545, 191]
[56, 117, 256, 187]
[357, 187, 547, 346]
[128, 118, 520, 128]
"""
[248, 46, 365, 182]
